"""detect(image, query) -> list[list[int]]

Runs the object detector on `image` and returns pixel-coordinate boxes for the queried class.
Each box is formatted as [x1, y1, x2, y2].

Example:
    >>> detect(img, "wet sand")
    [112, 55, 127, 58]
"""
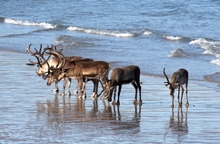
[1, 50, 220, 143]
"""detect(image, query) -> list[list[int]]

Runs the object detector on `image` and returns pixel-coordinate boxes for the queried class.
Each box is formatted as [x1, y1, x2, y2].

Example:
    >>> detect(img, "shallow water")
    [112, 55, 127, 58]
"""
[1, 1, 220, 83]
[1, 51, 220, 143]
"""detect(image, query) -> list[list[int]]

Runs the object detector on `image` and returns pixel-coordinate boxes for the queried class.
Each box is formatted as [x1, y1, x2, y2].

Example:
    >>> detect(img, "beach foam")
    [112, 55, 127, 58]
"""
[168, 48, 187, 57]
[190, 38, 220, 66]
[4, 18, 57, 29]
[67, 26, 134, 38]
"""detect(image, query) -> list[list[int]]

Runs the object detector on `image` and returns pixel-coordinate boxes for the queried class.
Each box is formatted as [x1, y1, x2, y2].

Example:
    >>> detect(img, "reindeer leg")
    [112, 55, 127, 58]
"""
[74, 78, 79, 94]
[180, 86, 184, 106]
[178, 86, 182, 108]
[185, 83, 189, 107]
[112, 87, 117, 105]
[67, 78, 71, 97]
[91, 79, 99, 98]
[116, 85, 122, 105]
[139, 84, 142, 104]
[170, 96, 174, 108]
[78, 78, 85, 99]
[54, 82, 59, 93]
[61, 77, 66, 96]
[81, 77, 87, 99]
[95, 80, 99, 98]
[131, 82, 138, 105]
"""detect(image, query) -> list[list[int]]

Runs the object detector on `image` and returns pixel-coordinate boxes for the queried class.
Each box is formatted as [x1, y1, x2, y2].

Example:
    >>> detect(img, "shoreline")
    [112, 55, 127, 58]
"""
[1, 49, 220, 143]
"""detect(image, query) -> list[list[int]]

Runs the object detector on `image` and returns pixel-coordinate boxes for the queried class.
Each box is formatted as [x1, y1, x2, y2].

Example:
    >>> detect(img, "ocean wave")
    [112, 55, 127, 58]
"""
[168, 48, 187, 57]
[67, 26, 134, 38]
[190, 38, 220, 66]
[4, 18, 57, 29]
[163, 35, 182, 41]
[143, 31, 153, 35]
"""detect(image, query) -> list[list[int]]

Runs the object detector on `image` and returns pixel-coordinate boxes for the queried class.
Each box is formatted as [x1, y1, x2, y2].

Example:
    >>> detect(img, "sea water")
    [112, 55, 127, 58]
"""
[1, 0, 220, 82]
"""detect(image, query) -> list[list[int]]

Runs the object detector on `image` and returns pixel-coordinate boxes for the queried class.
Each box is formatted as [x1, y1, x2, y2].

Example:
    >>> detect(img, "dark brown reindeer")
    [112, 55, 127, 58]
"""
[107, 65, 142, 105]
[163, 68, 189, 108]
[26, 44, 82, 94]
[46, 52, 111, 98]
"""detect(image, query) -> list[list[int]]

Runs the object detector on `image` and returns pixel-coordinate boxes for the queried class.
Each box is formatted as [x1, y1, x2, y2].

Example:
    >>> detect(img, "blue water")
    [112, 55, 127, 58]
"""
[1, 0, 220, 82]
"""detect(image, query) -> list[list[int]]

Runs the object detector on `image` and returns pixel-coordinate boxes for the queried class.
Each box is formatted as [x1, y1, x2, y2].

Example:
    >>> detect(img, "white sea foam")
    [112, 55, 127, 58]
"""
[67, 26, 133, 38]
[190, 38, 220, 66]
[164, 36, 182, 40]
[4, 18, 56, 29]
[168, 48, 187, 57]
[210, 59, 220, 66]
[143, 31, 152, 35]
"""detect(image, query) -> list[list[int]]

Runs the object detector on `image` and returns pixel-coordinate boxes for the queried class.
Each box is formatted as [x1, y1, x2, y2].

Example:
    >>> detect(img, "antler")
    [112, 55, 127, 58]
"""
[163, 68, 170, 86]
[44, 46, 66, 79]
[26, 44, 44, 67]
[46, 49, 66, 69]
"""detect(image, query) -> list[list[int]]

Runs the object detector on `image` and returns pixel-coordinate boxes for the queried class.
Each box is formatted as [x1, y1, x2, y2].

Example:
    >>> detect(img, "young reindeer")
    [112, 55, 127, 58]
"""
[163, 68, 189, 108]
[107, 65, 142, 105]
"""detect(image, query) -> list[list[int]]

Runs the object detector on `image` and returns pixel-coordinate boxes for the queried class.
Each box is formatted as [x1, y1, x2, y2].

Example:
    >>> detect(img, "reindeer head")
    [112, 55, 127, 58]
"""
[105, 80, 114, 102]
[163, 68, 180, 97]
[47, 68, 65, 86]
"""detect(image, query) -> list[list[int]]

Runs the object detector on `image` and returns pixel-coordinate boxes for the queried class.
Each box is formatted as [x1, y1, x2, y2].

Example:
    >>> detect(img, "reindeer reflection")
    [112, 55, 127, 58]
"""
[37, 94, 141, 133]
[37, 93, 69, 124]
[164, 108, 188, 142]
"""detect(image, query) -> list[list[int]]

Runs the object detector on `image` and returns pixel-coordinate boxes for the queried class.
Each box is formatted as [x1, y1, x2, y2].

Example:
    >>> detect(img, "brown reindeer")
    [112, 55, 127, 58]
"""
[46, 58, 97, 96]
[163, 68, 189, 108]
[107, 65, 142, 105]
[46, 53, 110, 98]
[26, 44, 82, 94]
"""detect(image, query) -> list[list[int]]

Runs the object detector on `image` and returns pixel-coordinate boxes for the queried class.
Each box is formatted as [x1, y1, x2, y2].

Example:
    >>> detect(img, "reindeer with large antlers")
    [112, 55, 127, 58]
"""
[106, 65, 142, 105]
[26, 44, 82, 94]
[163, 68, 189, 108]
[45, 51, 111, 98]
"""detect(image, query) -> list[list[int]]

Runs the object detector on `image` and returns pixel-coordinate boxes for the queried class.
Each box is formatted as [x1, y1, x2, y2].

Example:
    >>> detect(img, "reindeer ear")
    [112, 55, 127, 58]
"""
[172, 83, 178, 88]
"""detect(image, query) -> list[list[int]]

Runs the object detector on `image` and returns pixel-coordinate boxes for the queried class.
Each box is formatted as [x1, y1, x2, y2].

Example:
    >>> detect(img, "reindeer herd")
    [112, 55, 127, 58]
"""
[26, 44, 189, 108]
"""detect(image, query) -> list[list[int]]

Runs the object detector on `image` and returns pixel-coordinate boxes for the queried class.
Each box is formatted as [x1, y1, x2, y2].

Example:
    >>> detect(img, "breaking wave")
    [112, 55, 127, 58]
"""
[190, 38, 220, 66]
[4, 18, 57, 29]
[168, 48, 187, 57]
[163, 35, 182, 41]
[67, 26, 134, 38]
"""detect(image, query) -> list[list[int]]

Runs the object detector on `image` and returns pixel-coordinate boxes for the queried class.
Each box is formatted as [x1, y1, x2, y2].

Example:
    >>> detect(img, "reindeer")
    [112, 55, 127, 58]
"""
[46, 58, 97, 97]
[46, 53, 110, 98]
[107, 65, 142, 105]
[163, 68, 189, 108]
[26, 44, 82, 94]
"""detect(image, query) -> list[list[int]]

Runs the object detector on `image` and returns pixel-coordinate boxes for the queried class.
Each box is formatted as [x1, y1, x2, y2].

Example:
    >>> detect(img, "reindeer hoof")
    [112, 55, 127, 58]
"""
[115, 101, 120, 105]
[186, 102, 189, 108]
[139, 100, 143, 106]
[90, 93, 97, 98]
[178, 103, 182, 108]
[67, 92, 71, 97]
[133, 99, 137, 104]
[53, 89, 59, 93]
[74, 90, 78, 94]
[170, 104, 174, 108]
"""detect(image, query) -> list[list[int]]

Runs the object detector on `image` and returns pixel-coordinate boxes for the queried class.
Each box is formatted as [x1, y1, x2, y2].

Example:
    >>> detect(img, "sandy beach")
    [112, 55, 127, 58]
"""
[1, 50, 220, 143]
